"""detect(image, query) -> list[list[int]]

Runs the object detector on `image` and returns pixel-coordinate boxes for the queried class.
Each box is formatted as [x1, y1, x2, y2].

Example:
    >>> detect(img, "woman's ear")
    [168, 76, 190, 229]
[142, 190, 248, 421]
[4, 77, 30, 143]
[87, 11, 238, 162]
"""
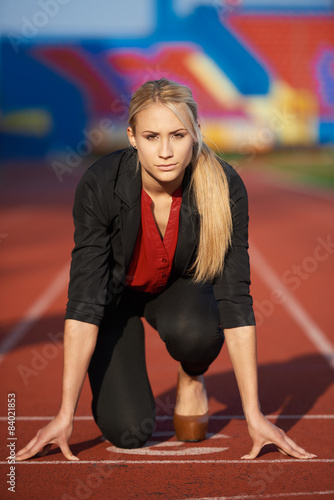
[127, 127, 136, 148]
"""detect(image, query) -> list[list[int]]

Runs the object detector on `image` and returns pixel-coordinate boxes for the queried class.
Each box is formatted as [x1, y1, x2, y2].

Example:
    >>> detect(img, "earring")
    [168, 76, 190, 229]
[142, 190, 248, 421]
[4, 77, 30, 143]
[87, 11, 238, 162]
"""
[133, 144, 137, 149]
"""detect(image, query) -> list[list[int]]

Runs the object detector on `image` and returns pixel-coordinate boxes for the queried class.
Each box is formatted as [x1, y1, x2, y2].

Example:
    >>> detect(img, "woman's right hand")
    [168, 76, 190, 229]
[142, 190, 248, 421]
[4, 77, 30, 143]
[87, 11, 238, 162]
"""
[14, 413, 78, 461]
[15, 320, 99, 462]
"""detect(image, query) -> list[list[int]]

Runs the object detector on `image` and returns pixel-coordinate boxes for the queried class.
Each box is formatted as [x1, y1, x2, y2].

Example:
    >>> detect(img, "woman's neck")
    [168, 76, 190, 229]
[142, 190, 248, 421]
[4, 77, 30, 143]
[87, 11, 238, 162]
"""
[141, 167, 185, 198]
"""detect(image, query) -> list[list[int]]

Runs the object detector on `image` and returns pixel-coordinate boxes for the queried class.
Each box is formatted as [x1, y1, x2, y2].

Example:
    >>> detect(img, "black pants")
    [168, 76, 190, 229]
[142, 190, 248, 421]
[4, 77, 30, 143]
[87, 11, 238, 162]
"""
[88, 276, 224, 449]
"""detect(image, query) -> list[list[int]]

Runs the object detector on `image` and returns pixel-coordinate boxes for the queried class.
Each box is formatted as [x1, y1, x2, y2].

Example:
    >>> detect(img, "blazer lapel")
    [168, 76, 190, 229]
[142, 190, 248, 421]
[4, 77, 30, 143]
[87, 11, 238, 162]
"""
[114, 152, 199, 278]
[114, 150, 142, 272]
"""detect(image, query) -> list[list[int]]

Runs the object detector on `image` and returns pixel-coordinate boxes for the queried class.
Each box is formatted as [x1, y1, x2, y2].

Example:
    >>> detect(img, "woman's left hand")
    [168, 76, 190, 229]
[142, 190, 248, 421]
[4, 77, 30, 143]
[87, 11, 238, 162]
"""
[242, 412, 317, 460]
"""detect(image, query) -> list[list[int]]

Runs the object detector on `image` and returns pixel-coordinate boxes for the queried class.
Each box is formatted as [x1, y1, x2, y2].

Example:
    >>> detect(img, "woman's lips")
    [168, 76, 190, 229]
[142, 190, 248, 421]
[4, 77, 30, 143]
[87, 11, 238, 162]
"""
[155, 163, 177, 171]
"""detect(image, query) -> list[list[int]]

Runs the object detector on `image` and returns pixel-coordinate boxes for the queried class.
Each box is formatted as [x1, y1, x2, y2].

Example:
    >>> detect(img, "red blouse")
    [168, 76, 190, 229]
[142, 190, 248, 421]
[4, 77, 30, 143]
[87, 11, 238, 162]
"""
[126, 187, 182, 293]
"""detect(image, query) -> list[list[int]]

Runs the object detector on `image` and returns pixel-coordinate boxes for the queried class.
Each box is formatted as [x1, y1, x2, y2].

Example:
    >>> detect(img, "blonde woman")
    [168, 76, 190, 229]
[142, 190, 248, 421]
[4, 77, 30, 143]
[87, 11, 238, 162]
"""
[16, 79, 315, 461]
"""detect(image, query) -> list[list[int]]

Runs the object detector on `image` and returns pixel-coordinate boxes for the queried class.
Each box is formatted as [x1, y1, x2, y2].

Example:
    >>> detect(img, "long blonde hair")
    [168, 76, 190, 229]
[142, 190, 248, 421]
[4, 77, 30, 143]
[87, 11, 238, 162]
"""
[128, 78, 232, 283]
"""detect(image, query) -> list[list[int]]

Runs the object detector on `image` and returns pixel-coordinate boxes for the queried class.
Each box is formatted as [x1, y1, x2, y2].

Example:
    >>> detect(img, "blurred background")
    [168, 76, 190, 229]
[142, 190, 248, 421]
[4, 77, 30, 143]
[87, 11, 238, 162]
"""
[1, 5, 334, 485]
[0, 0, 333, 186]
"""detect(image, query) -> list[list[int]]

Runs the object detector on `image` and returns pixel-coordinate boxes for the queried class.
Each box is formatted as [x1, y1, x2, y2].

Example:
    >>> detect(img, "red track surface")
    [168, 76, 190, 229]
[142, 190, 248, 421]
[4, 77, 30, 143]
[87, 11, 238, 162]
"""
[0, 162, 333, 499]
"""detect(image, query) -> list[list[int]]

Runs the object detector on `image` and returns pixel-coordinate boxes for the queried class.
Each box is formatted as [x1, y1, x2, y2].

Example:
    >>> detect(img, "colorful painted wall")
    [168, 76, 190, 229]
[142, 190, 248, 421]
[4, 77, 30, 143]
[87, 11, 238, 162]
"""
[1, 0, 333, 160]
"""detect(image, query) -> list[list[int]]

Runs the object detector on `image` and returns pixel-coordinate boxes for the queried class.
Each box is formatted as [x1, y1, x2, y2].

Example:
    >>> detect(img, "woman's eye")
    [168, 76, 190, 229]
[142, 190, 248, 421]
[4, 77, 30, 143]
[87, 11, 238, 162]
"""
[144, 133, 185, 140]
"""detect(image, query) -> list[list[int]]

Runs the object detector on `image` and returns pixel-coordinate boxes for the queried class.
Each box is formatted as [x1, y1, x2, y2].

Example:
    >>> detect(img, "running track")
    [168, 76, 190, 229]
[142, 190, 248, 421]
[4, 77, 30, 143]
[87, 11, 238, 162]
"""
[0, 160, 333, 499]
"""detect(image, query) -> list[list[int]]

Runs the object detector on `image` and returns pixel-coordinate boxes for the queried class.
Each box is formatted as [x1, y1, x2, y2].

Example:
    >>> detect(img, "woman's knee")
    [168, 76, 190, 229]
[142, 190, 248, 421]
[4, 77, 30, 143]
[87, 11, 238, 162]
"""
[95, 413, 155, 449]
[159, 312, 224, 364]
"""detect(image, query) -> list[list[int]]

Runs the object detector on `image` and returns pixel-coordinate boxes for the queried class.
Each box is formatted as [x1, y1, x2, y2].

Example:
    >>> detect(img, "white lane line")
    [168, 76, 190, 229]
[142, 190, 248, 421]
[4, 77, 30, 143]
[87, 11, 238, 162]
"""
[257, 173, 334, 201]
[184, 490, 334, 500]
[250, 243, 334, 370]
[0, 263, 70, 365]
[0, 459, 332, 465]
[0, 415, 333, 421]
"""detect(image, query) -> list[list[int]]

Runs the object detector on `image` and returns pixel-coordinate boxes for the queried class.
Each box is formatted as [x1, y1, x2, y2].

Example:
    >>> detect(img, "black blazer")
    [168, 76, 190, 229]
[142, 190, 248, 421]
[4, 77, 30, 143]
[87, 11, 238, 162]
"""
[65, 147, 255, 329]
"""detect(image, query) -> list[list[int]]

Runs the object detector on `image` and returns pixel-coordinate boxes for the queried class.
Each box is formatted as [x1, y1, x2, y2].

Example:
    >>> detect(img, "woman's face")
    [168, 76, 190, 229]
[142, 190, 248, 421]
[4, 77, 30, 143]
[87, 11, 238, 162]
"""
[127, 102, 195, 192]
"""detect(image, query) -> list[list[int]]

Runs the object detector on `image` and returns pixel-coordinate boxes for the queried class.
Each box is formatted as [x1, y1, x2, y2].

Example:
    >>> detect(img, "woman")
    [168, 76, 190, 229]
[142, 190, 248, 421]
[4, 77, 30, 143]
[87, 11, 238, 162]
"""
[16, 78, 315, 461]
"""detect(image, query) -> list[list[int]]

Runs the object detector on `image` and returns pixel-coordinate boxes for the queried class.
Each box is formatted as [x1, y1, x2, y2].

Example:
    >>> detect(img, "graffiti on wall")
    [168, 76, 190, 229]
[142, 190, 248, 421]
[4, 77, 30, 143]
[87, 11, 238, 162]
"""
[1, 1, 333, 159]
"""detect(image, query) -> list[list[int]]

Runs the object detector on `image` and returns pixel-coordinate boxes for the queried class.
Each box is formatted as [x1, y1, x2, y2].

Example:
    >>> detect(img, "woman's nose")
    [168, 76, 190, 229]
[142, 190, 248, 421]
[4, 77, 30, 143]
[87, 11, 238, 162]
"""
[158, 139, 173, 158]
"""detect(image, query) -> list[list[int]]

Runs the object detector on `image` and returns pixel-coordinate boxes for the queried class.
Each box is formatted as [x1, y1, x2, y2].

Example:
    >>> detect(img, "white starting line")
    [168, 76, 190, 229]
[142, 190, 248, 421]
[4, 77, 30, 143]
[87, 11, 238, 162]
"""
[1, 427, 330, 465]
[0, 414, 333, 421]
[0, 459, 333, 466]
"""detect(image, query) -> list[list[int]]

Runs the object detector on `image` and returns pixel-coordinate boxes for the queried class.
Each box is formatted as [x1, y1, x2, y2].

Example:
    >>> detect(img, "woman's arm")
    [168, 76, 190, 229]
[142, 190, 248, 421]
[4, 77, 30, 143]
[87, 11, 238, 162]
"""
[60, 319, 99, 418]
[224, 325, 316, 459]
[15, 319, 98, 461]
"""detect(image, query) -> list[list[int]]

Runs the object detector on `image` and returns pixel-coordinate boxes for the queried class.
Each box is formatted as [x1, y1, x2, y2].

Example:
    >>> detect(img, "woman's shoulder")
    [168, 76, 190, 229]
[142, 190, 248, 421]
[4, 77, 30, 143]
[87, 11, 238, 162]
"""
[73, 147, 137, 220]
[217, 156, 248, 200]
[84, 146, 136, 185]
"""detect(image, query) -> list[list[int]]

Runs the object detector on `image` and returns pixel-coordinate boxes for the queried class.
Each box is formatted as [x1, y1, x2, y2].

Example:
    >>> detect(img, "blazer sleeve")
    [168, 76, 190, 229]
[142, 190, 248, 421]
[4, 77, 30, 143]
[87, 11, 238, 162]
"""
[65, 169, 111, 327]
[213, 166, 256, 329]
